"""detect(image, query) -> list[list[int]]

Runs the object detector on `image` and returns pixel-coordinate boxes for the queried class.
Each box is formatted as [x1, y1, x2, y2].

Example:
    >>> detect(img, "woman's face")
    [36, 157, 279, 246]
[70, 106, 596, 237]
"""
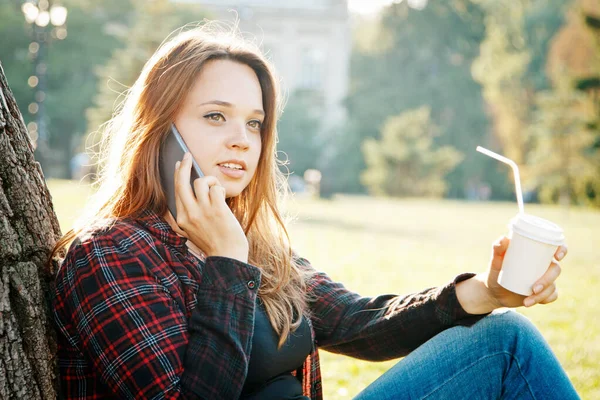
[173, 59, 264, 198]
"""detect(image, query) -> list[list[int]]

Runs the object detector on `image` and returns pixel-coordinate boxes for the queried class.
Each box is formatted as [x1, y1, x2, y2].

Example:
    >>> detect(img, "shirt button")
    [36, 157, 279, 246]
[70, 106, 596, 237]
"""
[247, 280, 256, 290]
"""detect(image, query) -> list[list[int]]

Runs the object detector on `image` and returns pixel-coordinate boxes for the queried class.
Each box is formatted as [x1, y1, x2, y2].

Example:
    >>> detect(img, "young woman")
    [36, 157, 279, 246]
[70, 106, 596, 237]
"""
[49, 26, 579, 399]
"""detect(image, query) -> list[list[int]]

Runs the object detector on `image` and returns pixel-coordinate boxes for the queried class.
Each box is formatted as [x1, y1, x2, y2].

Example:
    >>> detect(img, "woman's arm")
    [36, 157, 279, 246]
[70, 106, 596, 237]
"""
[297, 235, 567, 362]
[53, 235, 260, 399]
[295, 254, 490, 362]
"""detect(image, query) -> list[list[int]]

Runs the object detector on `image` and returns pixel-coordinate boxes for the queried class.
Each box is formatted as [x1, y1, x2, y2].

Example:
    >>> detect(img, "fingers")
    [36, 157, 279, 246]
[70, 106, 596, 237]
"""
[539, 288, 559, 305]
[524, 261, 562, 307]
[193, 175, 222, 205]
[524, 283, 556, 306]
[490, 236, 510, 272]
[177, 152, 221, 203]
[554, 244, 568, 261]
[492, 236, 510, 257]
[533, 261, 562, 294]
[174, 153, 197, 213]
[175, 153, 226, 228]
[208, 184, 227, 205]
[179, 151, 225, 204]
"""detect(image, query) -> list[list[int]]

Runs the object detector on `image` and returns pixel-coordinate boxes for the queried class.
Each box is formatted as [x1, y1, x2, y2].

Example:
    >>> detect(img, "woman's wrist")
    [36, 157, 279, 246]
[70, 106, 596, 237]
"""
[455, 274, 500, 315]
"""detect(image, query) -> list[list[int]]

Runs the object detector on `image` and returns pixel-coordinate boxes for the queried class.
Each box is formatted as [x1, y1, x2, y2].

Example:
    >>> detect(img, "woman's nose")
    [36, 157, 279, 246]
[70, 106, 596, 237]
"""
[227, 123, 251, 150]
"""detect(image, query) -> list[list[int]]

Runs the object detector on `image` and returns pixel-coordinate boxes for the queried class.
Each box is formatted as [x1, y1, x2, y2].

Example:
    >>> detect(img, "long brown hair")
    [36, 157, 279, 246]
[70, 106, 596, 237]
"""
[48, 24, 315, 348]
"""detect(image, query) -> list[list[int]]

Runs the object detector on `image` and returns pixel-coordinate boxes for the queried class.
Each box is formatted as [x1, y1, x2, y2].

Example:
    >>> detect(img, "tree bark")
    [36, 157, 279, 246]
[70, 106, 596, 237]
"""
[0, 61, 60, 398]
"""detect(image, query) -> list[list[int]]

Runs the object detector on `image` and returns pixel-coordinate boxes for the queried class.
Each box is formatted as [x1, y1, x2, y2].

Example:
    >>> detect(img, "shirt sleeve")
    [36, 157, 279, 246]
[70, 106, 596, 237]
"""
[53, 234, 261, 399]
[294, 254, 490, 361]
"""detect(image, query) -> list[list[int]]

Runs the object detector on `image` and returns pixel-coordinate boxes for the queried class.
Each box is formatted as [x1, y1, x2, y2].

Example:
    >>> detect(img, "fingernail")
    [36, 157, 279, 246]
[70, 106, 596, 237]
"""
[524, 298, 534, 307]
[175, 161, 181, 169]
[184, 152, 191, 160]
[533, 284, 543, 294]
[557, 251, 565, 260]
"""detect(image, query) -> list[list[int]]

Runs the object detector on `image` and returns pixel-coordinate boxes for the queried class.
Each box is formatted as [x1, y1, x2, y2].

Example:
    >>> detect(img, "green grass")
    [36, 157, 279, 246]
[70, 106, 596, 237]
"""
[48, 179, 600, 399]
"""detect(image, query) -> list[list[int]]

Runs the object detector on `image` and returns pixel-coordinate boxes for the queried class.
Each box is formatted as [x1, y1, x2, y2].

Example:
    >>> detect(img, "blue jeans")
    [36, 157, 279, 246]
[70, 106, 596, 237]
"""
[354, 309, 580, 400]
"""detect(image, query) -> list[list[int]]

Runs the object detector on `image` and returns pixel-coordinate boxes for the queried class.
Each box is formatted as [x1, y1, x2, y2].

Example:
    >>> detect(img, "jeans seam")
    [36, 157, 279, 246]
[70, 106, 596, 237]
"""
[420, 351, 536, 400]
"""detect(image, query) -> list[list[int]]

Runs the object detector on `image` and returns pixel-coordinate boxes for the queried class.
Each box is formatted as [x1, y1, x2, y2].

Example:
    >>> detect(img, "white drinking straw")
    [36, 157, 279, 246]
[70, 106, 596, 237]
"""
[476, 146, 525, 215]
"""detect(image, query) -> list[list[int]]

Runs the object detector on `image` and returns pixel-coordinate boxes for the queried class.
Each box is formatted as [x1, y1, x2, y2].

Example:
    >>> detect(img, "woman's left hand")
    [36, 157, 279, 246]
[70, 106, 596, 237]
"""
[483, 236, 568, 309]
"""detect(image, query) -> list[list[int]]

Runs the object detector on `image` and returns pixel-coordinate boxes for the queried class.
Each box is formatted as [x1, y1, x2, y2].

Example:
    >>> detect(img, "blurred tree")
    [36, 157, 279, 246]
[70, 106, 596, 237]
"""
[361, 107, 462, 197]
[318, 120, 362, 198]
[579, 3, 600, 171]
[543, 0, 600, 205]
[547, 0, 599, 86]
[336, 0, 492, 198]
[472, 0, 570, 197]
[527, 75, 600, 206]
[276, 89, 323, 180]
[1, 0, 134, 178]
[0, 2, 33, 122]
[574, 0, 600, 129]
[86, 0, 209, 146]
[472, 1, 532, 179]
[523, 0, 573, 91]
[45, 0, 134, 178]
[0, 62, 61, 399]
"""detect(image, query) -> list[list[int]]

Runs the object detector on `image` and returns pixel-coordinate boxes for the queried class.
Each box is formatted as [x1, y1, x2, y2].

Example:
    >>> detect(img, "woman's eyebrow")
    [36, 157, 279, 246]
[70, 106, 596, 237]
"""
[198, 100, 265, 117]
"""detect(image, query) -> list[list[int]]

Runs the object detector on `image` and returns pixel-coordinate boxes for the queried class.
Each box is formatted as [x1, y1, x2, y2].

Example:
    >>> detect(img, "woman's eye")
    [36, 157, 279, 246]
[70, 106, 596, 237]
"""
[248, 120, 263, 130]
[204, 113, 225, 122]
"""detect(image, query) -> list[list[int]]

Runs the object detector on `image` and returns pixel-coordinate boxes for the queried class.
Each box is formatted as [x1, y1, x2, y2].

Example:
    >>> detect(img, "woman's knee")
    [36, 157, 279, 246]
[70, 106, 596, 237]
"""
[477, 309, 546, 351]
[486, 309, 537, 332]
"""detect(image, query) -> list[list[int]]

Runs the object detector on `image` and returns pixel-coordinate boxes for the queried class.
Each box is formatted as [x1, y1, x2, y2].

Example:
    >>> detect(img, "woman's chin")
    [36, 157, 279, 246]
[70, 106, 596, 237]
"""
[224, 187, 241, 199]
[222, 181, 250, 199]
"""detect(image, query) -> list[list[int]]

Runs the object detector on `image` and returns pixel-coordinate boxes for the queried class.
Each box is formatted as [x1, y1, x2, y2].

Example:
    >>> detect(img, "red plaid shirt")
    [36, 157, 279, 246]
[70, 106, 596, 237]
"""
[52, 208, 488, 399]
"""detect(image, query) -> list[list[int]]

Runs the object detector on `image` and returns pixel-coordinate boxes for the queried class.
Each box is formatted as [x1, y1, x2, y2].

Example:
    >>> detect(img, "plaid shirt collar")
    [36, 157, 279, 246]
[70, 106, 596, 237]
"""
[135, 209, 188, 250]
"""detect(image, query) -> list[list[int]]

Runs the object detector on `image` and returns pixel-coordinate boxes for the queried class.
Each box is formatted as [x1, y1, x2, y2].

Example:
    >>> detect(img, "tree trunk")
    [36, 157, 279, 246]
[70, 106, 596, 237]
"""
[0, 61, 60, 398]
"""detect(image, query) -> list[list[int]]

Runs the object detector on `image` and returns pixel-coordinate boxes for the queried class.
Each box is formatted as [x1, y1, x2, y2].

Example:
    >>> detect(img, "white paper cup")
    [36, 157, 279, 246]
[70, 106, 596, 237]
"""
[498, 213, 565, 296]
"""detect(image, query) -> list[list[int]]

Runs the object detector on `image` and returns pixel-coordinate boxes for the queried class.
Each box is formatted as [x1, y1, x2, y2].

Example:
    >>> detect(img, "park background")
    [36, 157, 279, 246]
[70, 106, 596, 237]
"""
[2, 0, 599, 398]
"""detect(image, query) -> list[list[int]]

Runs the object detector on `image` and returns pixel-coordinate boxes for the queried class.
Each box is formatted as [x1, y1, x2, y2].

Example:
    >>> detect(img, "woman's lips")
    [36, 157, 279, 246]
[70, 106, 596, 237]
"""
[218, 165, 245, 178]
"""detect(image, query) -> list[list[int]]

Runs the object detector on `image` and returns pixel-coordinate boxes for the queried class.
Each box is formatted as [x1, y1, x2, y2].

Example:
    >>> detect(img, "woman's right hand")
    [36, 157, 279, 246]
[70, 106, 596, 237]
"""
[173, 152, 249, 263]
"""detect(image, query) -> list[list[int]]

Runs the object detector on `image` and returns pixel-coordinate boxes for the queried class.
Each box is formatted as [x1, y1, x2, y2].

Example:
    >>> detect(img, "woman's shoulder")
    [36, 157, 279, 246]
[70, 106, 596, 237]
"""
[67, 216, 147, 254]
[58, 212, 172, 280]
[51, 213, 191, 329]
[69, 209, 180, 252]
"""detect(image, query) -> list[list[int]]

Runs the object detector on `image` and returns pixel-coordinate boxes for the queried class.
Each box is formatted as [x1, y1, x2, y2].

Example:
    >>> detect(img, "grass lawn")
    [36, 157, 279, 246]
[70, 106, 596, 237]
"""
[48, 179, 599, 399]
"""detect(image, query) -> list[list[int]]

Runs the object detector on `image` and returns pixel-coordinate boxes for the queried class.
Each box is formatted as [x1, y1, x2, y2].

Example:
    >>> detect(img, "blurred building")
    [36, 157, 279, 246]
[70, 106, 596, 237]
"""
[171, 0, 350, 130]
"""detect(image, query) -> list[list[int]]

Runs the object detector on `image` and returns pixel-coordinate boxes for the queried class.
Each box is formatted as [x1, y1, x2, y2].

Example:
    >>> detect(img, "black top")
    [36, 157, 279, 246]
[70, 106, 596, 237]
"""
[240, 298, 312, 399]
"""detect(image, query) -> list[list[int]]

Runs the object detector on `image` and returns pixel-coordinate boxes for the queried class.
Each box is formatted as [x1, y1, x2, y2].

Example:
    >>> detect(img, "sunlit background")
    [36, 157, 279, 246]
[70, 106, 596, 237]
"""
[1, 0, 599, 398]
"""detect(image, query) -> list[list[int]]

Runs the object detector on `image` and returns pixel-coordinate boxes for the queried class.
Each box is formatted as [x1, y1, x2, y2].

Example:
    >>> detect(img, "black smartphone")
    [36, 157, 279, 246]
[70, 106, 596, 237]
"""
[159, 123, 204, 220]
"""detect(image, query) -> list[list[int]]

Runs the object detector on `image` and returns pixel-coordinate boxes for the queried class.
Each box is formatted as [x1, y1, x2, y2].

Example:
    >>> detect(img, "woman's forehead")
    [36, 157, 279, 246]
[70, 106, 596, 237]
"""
[187, 59, 264, 112]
